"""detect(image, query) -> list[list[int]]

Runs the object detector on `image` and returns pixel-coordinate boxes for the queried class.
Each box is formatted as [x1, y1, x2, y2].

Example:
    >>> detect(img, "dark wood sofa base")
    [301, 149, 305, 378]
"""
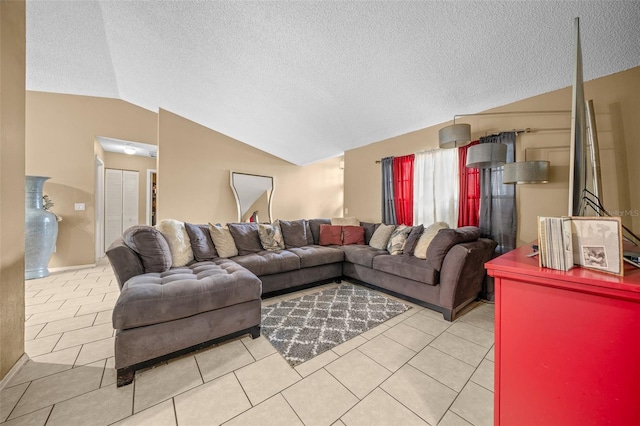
[116, 325, 261, 387]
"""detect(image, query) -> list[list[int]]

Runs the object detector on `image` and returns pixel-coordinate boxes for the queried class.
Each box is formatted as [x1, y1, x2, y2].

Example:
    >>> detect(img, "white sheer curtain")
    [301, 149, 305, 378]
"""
[414, 149, 459, 227]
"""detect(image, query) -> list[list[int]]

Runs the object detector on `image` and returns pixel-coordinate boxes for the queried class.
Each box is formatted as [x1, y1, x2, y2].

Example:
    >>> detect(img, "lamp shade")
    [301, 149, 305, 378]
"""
[503, 161, 550, 184]
[439, 124, 471, 148]
[466, 143, 507, 168]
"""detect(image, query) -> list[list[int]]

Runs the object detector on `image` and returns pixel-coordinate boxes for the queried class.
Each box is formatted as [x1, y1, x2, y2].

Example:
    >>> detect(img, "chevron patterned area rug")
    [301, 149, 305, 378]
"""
[261, 283, 410, 366]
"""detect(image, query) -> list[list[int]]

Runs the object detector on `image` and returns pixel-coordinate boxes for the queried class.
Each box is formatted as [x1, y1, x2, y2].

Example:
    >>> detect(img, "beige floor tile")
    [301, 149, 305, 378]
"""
[332, 421, 347, 426]
[47, 289, 90, 302]
[102, 291, 120, 303]
[24, 307, 79, 327]
[241, 334, 277, 360]
[74, 336, 115, 366]
[89, 285, 120, 296]
[283, 369, 358, 426]
[450, 381, 494, 426]
[381, 365, 457, 426]
[46, 383, 133, 426]
[9, 362, 103, 419]
[37, 313, 97, 338]
[357, 335, 415, 372]
[325, 349, 391, 399]
[24, 295, 52, 307]
[8, 347, 80, 386]
[94, 309, 114, 325]
[341, 388, 428, 426]
[381, 311, 412, 328]
[133, 356, 203, 413]
[101, 357, 117, 388]
[430, 332, 489, 367]
[0, 407, 52, 426]
[1, 382, 29, 422]
[295, 349, 339, 378]
[470, 359, 494, 392]
[174, 373, 251, 425]
[446, 322, 494, 349]
[24, 324, 45, 341]
[76, 300, 117, 316]
[331, 335, 367, 356]
[409, 346, 475, 392]
[24, 334, 61, 357]
[59, 294, 106, 309]
[360, 323, 389, 340]
[225, 394, 303, 426]
[53, 322, 113, 351]
[402, 313, 451, 336]
[111, 400, 176, 426]
[235, 353, 301, 405]
[195, 339, 254, 382]
[459, 311, 495, 333]
[24, 289, 42, 298]
[33, 286, 78, 297]
[485, 346, 495, 362]
[438, 410, 473, 426]
[383, 322, 435, 351]
[417, 307, 451, 323]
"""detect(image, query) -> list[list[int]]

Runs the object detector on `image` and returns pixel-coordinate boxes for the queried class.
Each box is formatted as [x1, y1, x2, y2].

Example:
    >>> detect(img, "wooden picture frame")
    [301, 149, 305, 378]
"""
[570, 216, 623, 276]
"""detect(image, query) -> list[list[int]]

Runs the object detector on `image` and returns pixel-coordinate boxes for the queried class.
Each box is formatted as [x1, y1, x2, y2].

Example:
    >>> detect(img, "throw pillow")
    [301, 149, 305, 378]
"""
[305, 220, 315, 245]
[279, 219, 308, 248]
[360, 222, 380, 245]
[123, 225, 172, 273]
[369, 224, 396, 250]
[155, 219, 194, 267]
[342, 225, 365, 245]
[403, 224, 424, 256]
[331, 217, 360, 226]
[208, 223, 239, 258]
[413, 222, 450, 260]
[258, 220, 285, 251]
[319, 225, 343, 245]
[427, 226, 481, 271]
[308, 218, 331, 244]
[184, 223, 218, 261]
[227, 223, 263, 255]
[386, 225, 413, 255]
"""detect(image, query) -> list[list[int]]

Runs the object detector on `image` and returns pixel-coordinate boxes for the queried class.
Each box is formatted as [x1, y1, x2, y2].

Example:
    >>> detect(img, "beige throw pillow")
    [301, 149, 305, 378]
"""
[258, 220, 285, 251]
[208, 223, 239, 258]
[331, 217, 360, 226]
[155, 219, 194, 267]
[413, 222, 450, 259]
[369, 224, 396, 250]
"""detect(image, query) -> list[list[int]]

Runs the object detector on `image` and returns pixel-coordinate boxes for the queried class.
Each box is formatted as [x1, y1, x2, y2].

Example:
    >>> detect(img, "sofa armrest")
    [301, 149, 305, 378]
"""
[106, 237, 144, 289]
[438, 238, 497, 319]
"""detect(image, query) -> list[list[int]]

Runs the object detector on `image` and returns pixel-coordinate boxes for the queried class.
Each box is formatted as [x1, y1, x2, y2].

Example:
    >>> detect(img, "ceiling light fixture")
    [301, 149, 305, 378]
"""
[465, 143, 507, 169]
[124, 144, 136, 155]
[503, 161, 550, 184]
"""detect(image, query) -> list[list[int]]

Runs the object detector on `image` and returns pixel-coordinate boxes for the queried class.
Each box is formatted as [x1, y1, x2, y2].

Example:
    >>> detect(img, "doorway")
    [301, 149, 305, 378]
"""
[95, 156, 105, 261]
[147, 169, 157, 226]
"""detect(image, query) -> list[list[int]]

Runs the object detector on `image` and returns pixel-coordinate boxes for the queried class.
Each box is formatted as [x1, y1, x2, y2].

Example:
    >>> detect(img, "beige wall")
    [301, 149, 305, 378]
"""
[345, 67, 640, 247]
[157, 109, 343, 224]
[103, 152, 157, 225]
[25, 92, 157, 267]
[0, 0, 26, 381]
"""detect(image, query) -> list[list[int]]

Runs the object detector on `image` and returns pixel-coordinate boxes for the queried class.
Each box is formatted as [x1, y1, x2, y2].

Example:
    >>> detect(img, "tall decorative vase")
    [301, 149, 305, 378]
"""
[25, 176, 59, 280]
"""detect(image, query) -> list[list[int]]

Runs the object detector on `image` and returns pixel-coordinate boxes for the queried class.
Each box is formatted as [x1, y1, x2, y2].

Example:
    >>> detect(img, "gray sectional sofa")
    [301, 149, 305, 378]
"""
[106, 219, 495, 386]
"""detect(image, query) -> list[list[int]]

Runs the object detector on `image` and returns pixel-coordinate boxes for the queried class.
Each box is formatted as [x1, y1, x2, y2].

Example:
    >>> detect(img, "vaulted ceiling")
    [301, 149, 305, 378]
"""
[27, 1, 640, 165]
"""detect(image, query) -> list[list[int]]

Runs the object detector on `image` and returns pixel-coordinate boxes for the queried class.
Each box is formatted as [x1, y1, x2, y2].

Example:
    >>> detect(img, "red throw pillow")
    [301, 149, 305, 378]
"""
[342, 225, 365, 245]
[318, 225, 343, 245]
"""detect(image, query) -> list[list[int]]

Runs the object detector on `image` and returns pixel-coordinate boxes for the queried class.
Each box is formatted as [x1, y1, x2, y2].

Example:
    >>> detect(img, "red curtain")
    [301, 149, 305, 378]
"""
[458, 141, 480, 227]
[393, 155, 414, 225]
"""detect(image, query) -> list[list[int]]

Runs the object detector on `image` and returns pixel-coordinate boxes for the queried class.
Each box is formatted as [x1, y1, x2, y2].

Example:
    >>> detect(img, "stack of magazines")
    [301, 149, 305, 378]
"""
[538, 216, 574, 271]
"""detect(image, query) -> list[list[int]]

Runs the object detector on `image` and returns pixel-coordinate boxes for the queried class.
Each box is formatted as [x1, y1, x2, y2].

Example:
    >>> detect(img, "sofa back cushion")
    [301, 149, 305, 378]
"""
[414, 222, 449, 260]
[156, 219, 195, 267]
[360, 222, 380, 245]
[403, 224, 424, 256]
[208, 223, 239, 258]
[426, 226, 481, 271]
[227, 223, 263, 255]
[280, 219, 309, 248]
[343, 226, 365, 245]
[331, 217, 360, 226]
[184, 223, 218, 261]
[369, 224, 396, 250]
[123, 225, 172, 273]
[308, 218, 331, 244]
[319, 225, 343, 245]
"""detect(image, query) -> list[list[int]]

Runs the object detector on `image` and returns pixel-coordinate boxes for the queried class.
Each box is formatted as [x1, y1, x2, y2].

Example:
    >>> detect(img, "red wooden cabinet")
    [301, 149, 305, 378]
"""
[485, 245, 640, 426]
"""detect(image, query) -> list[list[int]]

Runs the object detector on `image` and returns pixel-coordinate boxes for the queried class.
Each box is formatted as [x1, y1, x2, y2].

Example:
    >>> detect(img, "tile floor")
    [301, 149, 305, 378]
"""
[1, 259, 495, 426]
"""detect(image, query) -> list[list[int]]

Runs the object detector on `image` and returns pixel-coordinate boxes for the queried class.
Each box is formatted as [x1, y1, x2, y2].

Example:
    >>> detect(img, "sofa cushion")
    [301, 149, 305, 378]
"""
[184, 223, 218, 261]
[339, 245, 388, 268]
[372, 255, 438, 285]
[123, 226, 172, 273]
[319, 225, 342, 245]
[228, 223, 263, 255]
[414, 222, 449, 260]
[331, 217, 360, 226]
[208, 224, 238, 258]
[342, 226, 365, 245]
[280, 220, 309, 248]
[113, 259, 261, 329]
[360, 222, 380, 245]
[288, 245, 345, 268]
[156, 219, 194, 267]
[258, 221, 285, 251]
[426, 226, 481, 271]
[305, 220, 315, 245]
[403, 225, 424, 256]
[386, 225, 412, 255]
[232, 250, 301, 276]
[308, 218, 331, 244]
[369, 224, 396, 250]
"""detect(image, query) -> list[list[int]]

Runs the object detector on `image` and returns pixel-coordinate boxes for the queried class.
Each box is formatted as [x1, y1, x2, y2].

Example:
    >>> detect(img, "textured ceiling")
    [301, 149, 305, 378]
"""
[27, 1, 640, 165]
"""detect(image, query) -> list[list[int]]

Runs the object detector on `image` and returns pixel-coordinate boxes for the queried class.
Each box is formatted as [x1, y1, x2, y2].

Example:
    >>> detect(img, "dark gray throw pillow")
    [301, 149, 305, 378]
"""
[184, 223, 218, 261]
[403, 224, 424, 256]
[360, 222, 381, 245]
[308, 218, 331, 245]
[122, 225, 172, 273]
[280, 219, 308, 248]
[227, 223, 263, 255]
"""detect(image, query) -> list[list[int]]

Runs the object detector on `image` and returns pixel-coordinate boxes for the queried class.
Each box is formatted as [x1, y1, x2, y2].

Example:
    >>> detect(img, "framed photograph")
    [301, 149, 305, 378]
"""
[570, 216, 623, 276]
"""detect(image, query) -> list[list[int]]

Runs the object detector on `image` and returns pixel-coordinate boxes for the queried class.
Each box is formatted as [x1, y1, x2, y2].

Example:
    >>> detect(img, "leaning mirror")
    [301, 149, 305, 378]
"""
[230, 171, 274, 223]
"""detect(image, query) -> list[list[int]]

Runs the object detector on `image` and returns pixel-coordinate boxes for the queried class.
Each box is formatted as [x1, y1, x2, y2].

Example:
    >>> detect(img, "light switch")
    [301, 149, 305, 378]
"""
[75, 203, 85, 211]
[345, 207, 349, 215]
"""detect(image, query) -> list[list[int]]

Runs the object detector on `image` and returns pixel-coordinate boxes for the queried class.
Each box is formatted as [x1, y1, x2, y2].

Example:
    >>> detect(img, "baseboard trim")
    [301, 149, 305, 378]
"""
[0, 353, 29, 391]
[48, 263, 96, 273]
